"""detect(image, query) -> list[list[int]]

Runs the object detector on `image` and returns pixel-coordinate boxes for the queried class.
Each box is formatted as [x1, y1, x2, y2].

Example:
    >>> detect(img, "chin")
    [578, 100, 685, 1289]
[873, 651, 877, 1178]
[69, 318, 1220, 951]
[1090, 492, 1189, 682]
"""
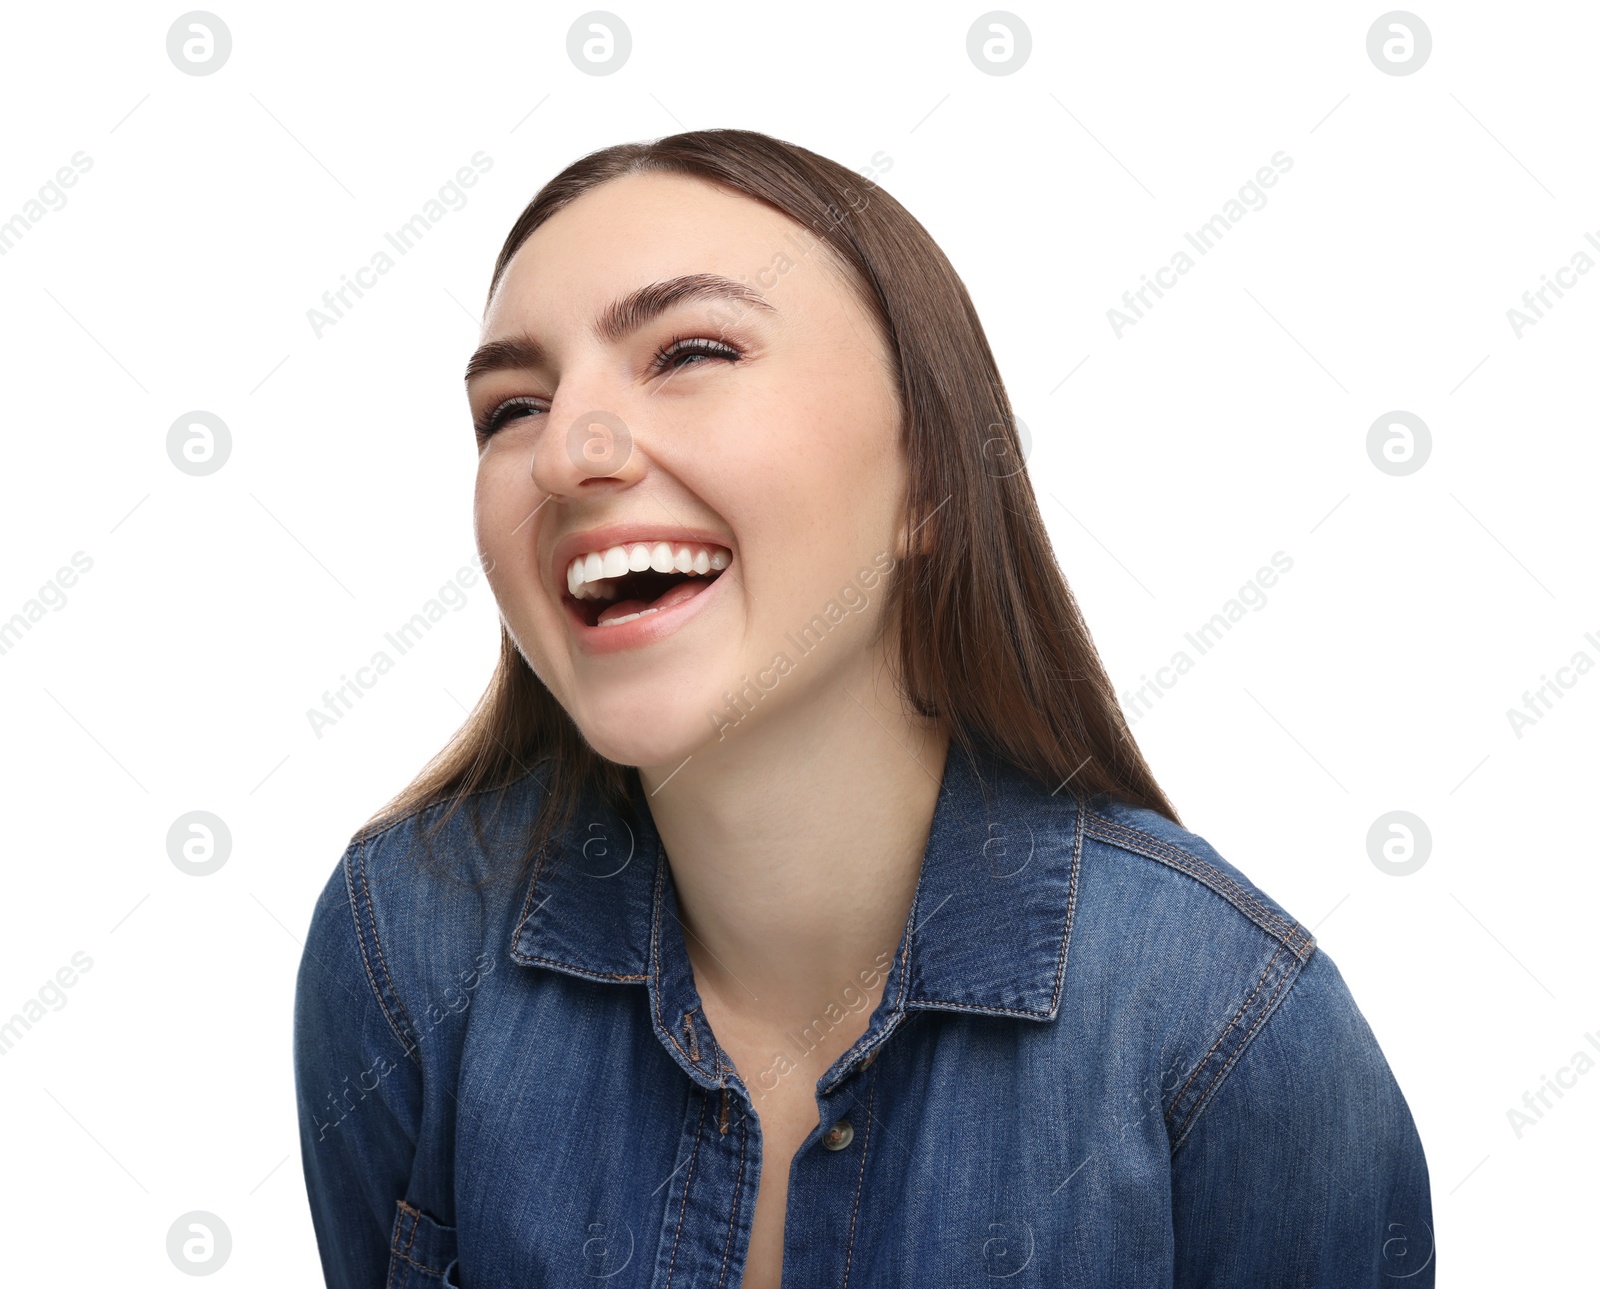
[572, 702, 722, 773]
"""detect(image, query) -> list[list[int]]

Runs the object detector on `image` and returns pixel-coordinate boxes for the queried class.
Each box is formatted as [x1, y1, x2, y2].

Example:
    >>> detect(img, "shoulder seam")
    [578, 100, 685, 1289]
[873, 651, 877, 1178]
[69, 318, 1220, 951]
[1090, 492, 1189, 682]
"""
[1080, 805, 1320, 1156]
[1164, 938, 1308, 1153]
[1083, 810, 1315, 962]
[342, 836, 423, 1068]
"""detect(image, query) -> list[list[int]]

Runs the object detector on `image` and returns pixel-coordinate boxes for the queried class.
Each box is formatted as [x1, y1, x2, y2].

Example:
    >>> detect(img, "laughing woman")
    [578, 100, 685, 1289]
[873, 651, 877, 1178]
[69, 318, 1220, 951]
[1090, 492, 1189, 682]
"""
[293, 129, 1434, 1288]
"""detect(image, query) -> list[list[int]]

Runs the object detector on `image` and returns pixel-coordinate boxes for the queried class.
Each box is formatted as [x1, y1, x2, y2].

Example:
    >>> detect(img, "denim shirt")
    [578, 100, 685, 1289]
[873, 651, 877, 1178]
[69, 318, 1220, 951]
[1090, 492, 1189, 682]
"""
[293, 739, 1434, 1287]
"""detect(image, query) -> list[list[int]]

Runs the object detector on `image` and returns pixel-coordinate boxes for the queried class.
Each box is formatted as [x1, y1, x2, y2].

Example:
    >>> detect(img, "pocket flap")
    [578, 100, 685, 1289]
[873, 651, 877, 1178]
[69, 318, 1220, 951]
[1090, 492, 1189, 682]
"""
[387, 1199, 459, 1286]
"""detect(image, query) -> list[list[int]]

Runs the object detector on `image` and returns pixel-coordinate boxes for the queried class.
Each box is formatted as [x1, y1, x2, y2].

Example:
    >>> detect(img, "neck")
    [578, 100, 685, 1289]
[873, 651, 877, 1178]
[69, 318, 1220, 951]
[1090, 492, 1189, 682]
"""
[638, 654, 950, 1028]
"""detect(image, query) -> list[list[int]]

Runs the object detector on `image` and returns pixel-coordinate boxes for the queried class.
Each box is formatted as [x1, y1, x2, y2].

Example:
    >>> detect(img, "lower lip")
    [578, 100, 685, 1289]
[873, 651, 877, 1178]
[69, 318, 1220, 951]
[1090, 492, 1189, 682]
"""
[561, 563, 732, 656]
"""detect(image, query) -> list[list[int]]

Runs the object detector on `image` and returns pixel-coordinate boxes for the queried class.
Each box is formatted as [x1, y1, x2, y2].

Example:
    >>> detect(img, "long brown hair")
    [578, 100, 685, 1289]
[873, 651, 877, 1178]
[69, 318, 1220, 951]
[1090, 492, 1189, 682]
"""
[361, 128, 1180, 882]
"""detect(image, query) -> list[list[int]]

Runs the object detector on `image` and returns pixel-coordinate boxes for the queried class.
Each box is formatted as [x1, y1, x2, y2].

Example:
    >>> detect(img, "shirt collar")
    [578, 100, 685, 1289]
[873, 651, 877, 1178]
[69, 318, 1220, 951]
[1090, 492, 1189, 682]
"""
[510, 736, 1085, 1088]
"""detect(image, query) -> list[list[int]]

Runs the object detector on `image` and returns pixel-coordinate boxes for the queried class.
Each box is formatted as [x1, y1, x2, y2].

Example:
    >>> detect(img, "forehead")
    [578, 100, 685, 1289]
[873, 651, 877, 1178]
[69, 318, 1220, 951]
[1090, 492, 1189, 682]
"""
[485, 172, 841, 329]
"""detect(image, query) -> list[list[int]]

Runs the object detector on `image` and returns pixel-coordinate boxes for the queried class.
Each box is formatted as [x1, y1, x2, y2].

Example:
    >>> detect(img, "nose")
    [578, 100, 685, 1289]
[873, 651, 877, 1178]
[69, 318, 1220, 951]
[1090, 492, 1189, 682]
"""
[528, 403, 645, 498]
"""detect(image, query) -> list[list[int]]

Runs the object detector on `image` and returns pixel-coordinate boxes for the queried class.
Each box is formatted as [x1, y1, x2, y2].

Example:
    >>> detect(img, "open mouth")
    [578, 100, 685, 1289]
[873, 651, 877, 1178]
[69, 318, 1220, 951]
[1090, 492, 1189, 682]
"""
[562, 541, 731, 630]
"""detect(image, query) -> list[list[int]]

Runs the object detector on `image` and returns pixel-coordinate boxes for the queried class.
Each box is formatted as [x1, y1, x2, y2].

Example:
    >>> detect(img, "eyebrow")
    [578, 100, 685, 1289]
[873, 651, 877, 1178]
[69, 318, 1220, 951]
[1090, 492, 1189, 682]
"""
[463, 273, 775, 383]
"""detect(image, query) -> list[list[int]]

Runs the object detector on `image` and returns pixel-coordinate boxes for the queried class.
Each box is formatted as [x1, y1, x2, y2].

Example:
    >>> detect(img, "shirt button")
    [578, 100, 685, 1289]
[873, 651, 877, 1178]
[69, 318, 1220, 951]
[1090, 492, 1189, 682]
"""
[822, 1118, 854, 1150]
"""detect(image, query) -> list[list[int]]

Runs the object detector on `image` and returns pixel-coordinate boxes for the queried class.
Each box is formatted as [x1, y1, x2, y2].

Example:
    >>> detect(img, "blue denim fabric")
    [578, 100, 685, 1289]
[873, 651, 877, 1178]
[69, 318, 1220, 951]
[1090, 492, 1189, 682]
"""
[293, 738, 1434, 1286]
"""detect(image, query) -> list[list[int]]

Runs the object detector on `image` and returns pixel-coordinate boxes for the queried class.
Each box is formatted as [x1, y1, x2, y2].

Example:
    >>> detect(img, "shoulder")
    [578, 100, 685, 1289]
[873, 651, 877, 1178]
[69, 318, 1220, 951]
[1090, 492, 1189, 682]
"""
[1066, 800, 1432, 1273]
[302, 766, 552, 1056]
[1064, 792, 1326, 1147]
[1075, 794, 1313, 960]
[345, 765, 549, 914]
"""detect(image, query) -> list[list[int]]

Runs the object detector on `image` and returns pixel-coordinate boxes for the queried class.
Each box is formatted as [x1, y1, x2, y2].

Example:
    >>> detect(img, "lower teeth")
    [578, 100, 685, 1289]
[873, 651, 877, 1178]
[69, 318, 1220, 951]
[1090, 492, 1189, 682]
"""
[594, 604, 665, 629]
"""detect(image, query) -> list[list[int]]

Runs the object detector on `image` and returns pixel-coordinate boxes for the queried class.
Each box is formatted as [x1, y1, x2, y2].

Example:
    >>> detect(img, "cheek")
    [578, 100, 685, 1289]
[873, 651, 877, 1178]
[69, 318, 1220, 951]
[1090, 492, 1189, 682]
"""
[725, 373, 894, 510]
[739, 405, 902, 636]
[769, 387, 901, 546]
[472, 455, 546, 627]
[473, 450, 532, 557]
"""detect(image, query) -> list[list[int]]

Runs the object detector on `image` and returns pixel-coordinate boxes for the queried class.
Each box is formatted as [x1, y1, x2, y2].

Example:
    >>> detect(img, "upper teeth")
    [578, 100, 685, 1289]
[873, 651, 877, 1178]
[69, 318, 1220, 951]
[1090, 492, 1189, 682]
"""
[566, 542, 731, 600]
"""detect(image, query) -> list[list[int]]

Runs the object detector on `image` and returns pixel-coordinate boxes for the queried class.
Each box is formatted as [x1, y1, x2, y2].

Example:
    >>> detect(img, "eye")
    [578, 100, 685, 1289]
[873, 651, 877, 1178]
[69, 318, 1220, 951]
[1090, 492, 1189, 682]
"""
[474, 395, 545, 439]
[474, 337, 742, 438]
[650, 337, 743, 374]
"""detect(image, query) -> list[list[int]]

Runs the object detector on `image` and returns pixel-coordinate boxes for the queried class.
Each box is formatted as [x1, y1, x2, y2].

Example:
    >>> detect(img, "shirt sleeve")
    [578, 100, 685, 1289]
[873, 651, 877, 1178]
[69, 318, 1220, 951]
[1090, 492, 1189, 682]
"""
[1169, 944, 1435, 1287]
[293, 845, 423, 1288]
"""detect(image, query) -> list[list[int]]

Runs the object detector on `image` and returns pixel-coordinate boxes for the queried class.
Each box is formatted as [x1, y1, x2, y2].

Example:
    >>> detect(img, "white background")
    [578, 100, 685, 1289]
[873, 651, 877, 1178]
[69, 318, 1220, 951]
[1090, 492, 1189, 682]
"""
[1, 0, 1594, 1282]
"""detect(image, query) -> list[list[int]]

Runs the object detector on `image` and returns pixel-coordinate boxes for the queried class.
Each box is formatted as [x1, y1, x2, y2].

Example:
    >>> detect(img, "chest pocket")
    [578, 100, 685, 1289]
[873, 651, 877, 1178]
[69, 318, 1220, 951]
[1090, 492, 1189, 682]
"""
[387, 1199, 461, 1288]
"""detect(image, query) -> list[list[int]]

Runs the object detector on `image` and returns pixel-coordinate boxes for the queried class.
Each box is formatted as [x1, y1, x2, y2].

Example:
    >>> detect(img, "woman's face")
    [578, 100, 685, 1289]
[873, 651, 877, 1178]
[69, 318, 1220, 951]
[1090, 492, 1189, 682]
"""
[469, 172, 908, 770]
